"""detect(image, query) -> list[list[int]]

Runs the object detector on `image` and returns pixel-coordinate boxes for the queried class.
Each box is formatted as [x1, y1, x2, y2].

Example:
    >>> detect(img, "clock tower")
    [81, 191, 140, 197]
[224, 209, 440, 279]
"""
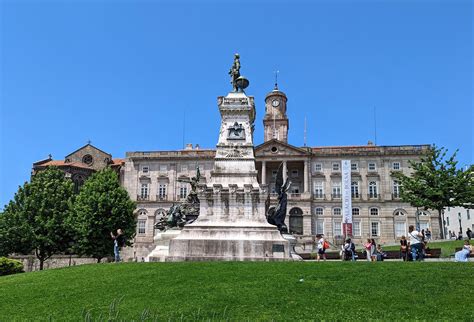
[263, 85, 289, 143]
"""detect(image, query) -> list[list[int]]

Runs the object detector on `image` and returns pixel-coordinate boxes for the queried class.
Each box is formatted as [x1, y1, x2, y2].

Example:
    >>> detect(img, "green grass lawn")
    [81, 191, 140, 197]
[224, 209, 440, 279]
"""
[1, 262, 473, 321]
[382, 239, 471, 257]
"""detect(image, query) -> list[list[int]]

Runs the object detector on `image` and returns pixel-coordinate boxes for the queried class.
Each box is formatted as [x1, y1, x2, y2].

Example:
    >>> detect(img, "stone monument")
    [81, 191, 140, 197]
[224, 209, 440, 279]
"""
[166, 54, 290, 261]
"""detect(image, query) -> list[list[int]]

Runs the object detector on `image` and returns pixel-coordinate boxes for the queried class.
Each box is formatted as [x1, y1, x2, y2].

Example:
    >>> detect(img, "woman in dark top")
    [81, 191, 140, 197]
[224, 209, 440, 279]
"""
[400, 235, 408, 261]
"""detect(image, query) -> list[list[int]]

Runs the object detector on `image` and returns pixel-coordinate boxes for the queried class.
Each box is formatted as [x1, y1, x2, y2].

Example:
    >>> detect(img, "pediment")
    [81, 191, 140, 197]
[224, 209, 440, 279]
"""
[255, 139, 311, 157]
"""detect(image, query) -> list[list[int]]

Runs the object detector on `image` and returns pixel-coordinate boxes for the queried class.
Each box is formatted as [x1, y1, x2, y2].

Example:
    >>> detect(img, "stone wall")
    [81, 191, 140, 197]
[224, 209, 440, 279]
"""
[9, 255, 106, 272]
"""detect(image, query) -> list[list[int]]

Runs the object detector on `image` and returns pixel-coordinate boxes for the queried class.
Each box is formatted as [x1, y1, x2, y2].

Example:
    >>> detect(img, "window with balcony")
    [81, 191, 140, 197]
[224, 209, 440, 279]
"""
[369, 181, 378, 198]
[351, 181, 359, 198]
[332, 182, 341, 198]
[334, 221, 342, 236]
[314, 181, 324, 199]
[158, 184, 167, 199]
[140, 184, 149, 199]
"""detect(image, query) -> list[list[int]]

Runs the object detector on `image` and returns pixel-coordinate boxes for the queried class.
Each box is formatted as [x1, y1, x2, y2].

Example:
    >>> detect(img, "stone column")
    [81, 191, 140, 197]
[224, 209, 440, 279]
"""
[304, 160, 309, 193]
[283, 161, 287, 183]
[261, 161, 266, 185]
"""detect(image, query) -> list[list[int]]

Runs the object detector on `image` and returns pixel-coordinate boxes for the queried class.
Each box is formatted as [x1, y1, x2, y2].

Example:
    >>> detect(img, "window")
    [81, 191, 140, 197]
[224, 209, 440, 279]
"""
[468, 210, 471, 220]
[272, 170, 278, 179]
[82, 154, 93, 165]
[351, 163, 358, 171]
[370, 208, 379, 216]
[333, 208, 341, 216]
[394, 210, 405, 216]
[181, 164, 188, 172]
[353, 222, 361, 236]
[332, 162, 340, 171]
[140, 184, 149, 199]
[179, 186, 188, 199]
[446, 217, 450, 226]
[142, 166, 149, 174]
[316, 219, 324, 235]
[393, 180, 401, 198]
[332, 182, 341, 198]
[314, 163, 322, 172]
[368, 162, 376, 171]
[351, 181, 359, 198]
[159, 164, 167, 172]
[371, 222, 379, 236]
[352, 208, 360, 216]
[290, 185, 300, 194]
[395, 222, 406, 237]
[270, 183, 276, 194]
[392, 162, 401, 170]
[289, 208, 303, 235]
[315, 207, 324, 216]
[158, 184, 167, 199]
[138, 220, 146, 234]
[419, 222, 429, 231]
[369, 181, 378, 198]
[334, 221, 342, 236]
[291, 170, 299, 178]
[314, 181, 324, 199]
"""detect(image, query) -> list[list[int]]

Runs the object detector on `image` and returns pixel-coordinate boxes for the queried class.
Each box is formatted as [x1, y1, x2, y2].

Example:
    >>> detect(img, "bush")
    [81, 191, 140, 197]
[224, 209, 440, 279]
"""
[0, 257, 24, 276]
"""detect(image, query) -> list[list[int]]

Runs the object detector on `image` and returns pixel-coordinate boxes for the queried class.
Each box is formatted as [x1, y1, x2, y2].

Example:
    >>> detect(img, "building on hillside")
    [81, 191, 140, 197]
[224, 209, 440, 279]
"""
[32, 143, 123, 192]
[443, 206, 473, 239]
[122, 86, 436, 260]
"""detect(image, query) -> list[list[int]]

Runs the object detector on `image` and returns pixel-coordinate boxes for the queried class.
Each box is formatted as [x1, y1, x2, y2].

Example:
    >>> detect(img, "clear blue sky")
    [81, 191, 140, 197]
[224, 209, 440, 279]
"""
[1, 0, 472, 208]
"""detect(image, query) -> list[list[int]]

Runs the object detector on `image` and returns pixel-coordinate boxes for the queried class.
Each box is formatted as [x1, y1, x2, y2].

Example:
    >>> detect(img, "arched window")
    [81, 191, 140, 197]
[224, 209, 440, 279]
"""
[314, 207, 324, 216]
[369, 181, 378, 198]
[137, 209, 147, 235]
[394, 209, 405, 216]
[72, 174, 85, 193]
[289, 207, 303, 235]
[352, 208, 360, 216]
[370, 208, 379, 216]
[393, 209, 406, 237]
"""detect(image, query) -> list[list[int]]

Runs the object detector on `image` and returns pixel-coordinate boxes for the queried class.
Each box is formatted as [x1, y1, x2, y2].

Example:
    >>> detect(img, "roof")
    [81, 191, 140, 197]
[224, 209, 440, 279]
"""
[33, 160, 93, 170]
[65, 143, 112, 159]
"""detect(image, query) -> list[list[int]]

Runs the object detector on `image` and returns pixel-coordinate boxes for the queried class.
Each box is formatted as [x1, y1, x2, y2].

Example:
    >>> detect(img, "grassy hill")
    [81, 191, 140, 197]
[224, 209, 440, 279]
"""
[1, 261, 473, 321]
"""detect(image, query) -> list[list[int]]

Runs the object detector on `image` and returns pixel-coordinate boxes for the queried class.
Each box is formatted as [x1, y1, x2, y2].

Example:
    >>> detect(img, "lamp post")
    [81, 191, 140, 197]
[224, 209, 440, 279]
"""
[458, 212, 462, 240]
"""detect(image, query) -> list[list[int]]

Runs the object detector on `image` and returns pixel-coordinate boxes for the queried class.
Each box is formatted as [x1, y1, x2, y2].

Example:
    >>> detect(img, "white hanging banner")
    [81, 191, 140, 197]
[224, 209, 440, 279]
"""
[341, 160, 353, 236]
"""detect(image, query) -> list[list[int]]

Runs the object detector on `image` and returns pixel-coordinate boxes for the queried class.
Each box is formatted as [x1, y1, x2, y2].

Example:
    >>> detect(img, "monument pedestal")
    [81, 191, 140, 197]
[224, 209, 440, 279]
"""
[167, 90, 290, 261]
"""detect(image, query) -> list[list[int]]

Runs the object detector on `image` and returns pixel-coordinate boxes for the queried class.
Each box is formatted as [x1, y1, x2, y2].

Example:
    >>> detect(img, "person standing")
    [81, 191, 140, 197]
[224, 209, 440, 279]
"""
[110, 229, 125, 262]
[400, 236, 408, 261]
[364, 239, 372, 262]
[467, 228, 472, 240]
[425, 228, 432, 241]
[316, 234, 327, 262]
[408, 225, 423, 261]
[370, 239, 377, 261]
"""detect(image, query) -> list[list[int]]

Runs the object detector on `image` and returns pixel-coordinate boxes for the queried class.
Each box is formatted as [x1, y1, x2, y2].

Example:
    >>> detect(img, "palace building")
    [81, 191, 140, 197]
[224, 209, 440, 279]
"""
[121, 85, 436, 260]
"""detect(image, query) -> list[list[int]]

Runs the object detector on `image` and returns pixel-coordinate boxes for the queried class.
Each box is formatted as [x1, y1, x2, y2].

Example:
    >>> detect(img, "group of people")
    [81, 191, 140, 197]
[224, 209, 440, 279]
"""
[448, 228, 472, 241]
[399, 225, 425, 261]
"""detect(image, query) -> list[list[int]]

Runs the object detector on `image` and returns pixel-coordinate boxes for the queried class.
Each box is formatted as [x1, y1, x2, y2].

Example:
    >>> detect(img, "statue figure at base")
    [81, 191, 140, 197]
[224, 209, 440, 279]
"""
[266, 162, 291, 233]
[155, 167, 201, 231]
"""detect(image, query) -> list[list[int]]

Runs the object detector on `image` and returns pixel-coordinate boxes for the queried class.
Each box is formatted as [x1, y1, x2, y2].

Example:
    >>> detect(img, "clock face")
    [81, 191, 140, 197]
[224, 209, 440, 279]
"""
[272, 99, 280, 107]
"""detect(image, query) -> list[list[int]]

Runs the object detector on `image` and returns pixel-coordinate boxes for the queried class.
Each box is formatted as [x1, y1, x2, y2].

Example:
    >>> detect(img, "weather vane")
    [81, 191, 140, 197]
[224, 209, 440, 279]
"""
[274, 70, 279, 90]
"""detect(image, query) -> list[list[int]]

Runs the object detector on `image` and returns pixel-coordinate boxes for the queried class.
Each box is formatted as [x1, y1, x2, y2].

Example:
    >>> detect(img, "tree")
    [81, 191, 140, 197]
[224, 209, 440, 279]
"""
[72, 167, 136, 263]
[392, 145, 473, 239]
[0, 167, 75, 270]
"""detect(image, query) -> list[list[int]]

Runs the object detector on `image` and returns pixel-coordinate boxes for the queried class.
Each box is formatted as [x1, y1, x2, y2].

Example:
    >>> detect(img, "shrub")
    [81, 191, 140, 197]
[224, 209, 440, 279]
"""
[0, 257, 24, 276]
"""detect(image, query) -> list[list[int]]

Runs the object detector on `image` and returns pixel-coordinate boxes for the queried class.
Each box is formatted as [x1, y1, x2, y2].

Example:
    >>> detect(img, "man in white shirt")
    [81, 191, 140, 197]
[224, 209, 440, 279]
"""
[408, 225, 423, 261]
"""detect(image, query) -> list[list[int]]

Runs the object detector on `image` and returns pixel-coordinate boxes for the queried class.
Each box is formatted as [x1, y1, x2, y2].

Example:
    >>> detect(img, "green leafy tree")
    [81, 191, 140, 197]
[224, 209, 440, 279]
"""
[72, 167, 136, 263]
[392, 145, 473, 239]
[0, 167, 75, 270]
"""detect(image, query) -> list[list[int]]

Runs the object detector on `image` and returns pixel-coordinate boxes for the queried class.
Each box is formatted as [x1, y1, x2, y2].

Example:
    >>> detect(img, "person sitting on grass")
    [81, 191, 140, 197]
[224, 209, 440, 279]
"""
[454, 240, 473, 262]
[375, 244, 386, 261]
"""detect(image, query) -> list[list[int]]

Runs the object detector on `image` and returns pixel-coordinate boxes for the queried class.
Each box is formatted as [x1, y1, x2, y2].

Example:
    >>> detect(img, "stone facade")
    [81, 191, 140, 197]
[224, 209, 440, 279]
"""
[122, 87, 436, 261]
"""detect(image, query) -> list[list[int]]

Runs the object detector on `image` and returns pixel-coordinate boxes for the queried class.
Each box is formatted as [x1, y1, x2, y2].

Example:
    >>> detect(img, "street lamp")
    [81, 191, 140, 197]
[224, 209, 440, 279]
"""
[458, 212, 462, 240]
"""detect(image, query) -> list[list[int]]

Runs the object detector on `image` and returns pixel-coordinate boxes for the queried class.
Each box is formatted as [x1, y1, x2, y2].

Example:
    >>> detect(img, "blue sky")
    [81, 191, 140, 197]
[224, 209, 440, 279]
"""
[1, 0, 472, 208]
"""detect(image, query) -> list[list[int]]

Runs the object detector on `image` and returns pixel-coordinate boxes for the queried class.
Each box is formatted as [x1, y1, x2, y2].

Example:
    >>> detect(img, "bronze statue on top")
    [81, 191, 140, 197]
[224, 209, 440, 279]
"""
[228, 53, 249, 92]
[266, 162, 291, 233]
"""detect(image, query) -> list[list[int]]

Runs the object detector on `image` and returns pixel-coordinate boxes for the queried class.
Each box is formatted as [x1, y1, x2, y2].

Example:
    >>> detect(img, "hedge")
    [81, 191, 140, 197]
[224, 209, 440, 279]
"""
[0, 257, 24, 276]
